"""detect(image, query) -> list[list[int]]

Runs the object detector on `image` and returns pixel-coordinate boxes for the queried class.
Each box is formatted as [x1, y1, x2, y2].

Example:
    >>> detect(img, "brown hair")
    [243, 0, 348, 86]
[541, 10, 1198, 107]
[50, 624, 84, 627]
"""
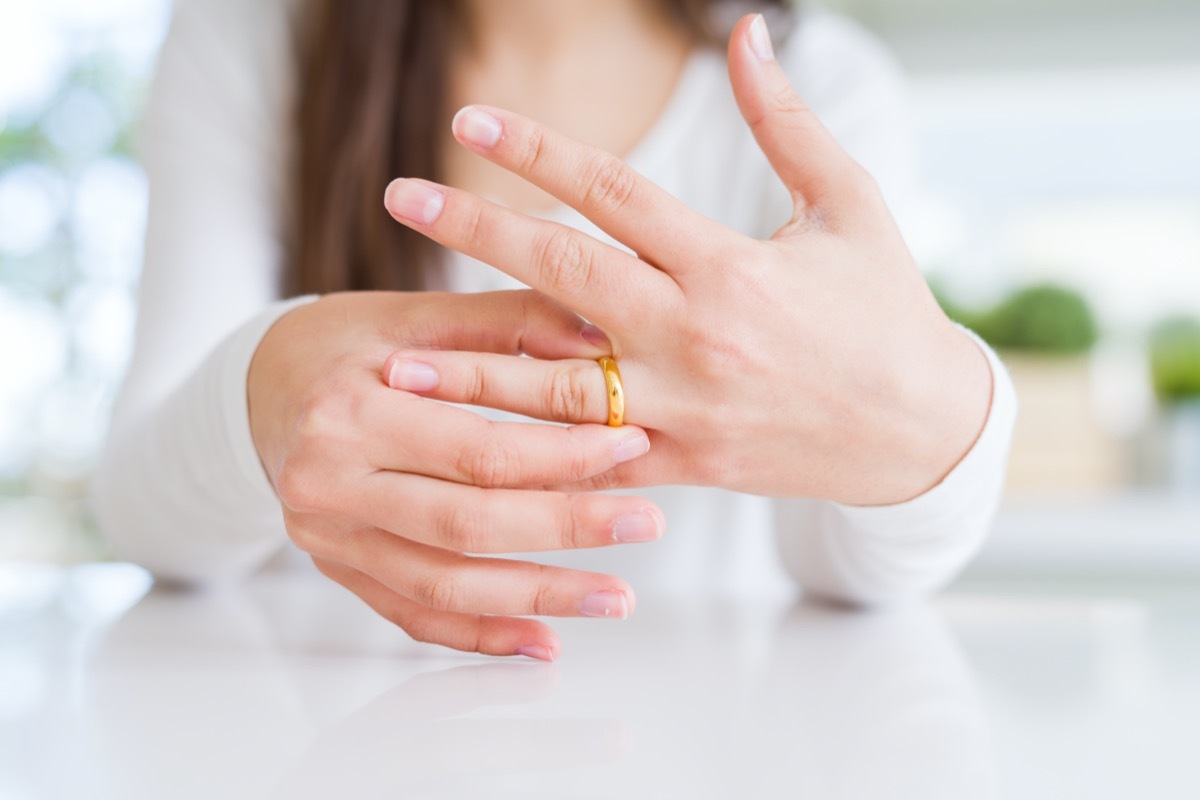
[290, 0, 787, 296]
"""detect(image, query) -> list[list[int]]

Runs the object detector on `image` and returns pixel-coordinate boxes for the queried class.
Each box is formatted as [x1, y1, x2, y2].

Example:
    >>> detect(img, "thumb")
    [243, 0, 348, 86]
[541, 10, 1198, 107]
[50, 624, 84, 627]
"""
[727, 13, 864, 216]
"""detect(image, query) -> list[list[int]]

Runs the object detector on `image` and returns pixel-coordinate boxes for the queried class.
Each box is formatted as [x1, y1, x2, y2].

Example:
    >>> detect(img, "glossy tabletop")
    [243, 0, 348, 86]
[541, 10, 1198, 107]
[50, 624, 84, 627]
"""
[3, 563, 1198, 799]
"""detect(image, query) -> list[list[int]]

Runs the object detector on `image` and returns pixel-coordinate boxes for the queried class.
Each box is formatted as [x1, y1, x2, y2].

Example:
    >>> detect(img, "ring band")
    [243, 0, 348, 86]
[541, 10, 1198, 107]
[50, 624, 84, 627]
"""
[597, 356, 625, 427]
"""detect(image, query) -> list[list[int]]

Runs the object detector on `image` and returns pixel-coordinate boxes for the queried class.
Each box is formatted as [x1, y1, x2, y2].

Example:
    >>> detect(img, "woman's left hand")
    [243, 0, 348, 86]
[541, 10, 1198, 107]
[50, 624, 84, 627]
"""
[383, 14, 992, 506]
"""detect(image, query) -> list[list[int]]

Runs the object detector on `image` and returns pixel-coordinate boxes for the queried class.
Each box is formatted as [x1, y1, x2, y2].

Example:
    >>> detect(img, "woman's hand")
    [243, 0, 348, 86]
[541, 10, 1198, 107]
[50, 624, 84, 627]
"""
[382, 14, 992, 506]
[248, 291, 662, 660]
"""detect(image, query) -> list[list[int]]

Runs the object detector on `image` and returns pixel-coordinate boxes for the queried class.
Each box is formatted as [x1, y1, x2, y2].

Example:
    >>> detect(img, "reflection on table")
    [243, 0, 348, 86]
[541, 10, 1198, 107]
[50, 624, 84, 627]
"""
[5, 564, 1198, 799]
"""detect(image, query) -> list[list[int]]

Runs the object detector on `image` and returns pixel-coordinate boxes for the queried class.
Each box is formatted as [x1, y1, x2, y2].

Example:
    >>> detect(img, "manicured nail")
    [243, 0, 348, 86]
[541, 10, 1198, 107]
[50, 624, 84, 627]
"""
[612, 509, 663, 544]
[515, 644, 555, 662]
[579, 590, 629, 619]
[386, 180, 444, 225]
[748, 14, 774, 62]
[613, 432, 650, 465]
[453, 106, 503, 148]
[388, 358, 439, 391]
[580, 323, 611, 349]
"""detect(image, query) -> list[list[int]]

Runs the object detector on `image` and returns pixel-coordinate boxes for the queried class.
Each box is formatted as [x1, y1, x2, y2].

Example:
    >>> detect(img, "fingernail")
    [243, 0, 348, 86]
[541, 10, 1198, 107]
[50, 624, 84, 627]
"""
[388, 358, 439, 391]
[453, 106, 503, 148]
[580, 323, 611, 349]
[386, 180, 444, 225]
[613, 432, 650, 465]
[612, 509, 663, 544]
[748, 14, 774, 62]
[515, 644, 555, 662]
[579, 590, 629, 619]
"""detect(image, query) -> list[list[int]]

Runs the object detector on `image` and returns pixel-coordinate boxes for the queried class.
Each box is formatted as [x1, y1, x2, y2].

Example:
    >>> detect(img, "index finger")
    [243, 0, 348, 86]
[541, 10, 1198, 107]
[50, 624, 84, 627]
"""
[451, 104, 739, 272]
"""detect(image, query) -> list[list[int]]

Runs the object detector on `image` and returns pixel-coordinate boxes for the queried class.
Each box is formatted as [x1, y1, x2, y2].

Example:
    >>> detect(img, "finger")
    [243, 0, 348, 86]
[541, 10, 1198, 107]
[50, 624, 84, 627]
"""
[538, 428, 753, 495]
[385, 178, 679, 331]
[351, 470, 665, 552]
[312, 556, 562, 659]
[726, 13, 865, 218]
[365, 388, 650, 488]
[339, 528, 638, 619]
[384, 349, 611, 425]
[448, 103, 739, 271]
[545, 438, 682, 493]
[400, 289, 612, 361]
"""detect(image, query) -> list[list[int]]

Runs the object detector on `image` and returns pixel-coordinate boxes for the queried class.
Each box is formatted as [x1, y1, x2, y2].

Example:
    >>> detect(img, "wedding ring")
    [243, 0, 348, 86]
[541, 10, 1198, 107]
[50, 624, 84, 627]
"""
[597, 356, 625, 427]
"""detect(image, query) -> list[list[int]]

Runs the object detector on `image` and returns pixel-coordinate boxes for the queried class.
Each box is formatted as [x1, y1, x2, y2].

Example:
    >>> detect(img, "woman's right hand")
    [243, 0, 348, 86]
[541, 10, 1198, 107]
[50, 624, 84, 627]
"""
[247, 290, 662, 661]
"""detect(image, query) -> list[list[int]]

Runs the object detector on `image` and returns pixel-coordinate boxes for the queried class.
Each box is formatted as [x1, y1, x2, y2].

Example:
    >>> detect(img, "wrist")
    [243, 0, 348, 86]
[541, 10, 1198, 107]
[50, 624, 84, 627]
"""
[894, 322, 993, 504]
[247, 296, 322, 477]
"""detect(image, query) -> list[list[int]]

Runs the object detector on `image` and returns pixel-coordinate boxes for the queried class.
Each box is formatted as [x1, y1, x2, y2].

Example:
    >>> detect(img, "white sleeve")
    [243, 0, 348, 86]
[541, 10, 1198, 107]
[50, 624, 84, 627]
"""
[91, 0, 306, 583]
[775, 334, 1017, 605]
[770, 14, 1017, 603]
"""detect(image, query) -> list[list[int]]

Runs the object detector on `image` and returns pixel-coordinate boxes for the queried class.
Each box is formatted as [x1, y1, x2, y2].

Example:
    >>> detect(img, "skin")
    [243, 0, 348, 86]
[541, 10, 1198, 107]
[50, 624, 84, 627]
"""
[249, 6, 993, 661]
[384, 14, 992, 505]
[248, 291, 661, 662]
[250, 0, 682, 662]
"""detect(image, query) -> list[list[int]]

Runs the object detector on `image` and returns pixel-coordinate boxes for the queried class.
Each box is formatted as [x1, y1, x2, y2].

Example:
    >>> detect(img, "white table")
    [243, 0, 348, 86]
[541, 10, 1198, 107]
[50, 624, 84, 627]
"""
[3, 563, 1198, 799]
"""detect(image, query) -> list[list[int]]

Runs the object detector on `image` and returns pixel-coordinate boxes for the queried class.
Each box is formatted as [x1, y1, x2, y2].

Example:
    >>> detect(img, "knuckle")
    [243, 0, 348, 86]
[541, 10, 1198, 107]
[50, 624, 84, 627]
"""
[581, 154, 637, 215]
[692, 324, 751, 376]
[560, 495, 587, 550]
[529, 564, 558, 616]
[571, 469, 621, 493]
[293, 517, 359, 559]
[275, 458, 323, 513]
[544, 366, 591, 422]
[769, 84, 809, 120]
[459, 434, 522, 488]
[565, 445, 593, 484]
[517, 126, 549, 174]
[440, 494, 487, 553]
[537, 228, 594, 295]
[463, 362, 490, 406]
[295, 380, 357, 442]
[309, 555, 336, 579]
[459, 202, 487, 250]
[287, 518, 322, 554]
[397, 614, 438, 645]
[412, 571, 460, 612]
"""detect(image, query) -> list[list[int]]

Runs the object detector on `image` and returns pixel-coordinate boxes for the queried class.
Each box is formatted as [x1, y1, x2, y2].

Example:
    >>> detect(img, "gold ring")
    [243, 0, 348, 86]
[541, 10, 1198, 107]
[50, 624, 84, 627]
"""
[597, 356, 625, 427]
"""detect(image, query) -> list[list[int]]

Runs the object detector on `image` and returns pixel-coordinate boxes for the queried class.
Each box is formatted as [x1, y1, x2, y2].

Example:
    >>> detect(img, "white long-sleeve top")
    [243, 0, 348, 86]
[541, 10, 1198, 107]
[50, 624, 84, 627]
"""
[92, 0, 1017, 603]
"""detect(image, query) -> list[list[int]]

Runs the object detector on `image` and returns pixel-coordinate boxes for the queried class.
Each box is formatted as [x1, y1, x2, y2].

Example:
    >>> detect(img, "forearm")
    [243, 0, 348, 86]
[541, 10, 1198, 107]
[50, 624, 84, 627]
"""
[774, 333, 1017, 605]
[91, 298, 311, 584]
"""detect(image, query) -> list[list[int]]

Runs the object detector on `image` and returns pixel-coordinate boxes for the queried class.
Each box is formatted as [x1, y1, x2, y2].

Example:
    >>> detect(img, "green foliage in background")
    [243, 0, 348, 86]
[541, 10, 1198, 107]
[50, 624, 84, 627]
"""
[1, 55, 140, 161]
[1148, 316, 1200, 404]
[0, 123, 48, 163]
[936, 282, 1099, 356]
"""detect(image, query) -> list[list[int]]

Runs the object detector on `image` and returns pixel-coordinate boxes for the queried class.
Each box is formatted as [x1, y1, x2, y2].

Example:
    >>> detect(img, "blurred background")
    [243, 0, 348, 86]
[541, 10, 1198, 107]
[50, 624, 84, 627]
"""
[0, 0, 1198, 575]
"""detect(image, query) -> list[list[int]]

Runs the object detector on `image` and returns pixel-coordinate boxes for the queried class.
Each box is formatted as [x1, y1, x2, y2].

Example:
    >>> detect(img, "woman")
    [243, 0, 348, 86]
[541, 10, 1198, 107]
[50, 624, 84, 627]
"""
[94, 0, 1016, 661]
